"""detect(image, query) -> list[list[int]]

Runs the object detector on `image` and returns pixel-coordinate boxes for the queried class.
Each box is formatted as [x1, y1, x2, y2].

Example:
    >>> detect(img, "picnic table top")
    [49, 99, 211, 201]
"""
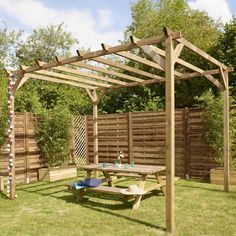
[83, 164, 166, 175]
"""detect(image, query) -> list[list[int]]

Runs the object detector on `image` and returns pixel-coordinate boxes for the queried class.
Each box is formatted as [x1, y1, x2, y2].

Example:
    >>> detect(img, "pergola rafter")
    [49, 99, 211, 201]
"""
[5, 28, 232, 234]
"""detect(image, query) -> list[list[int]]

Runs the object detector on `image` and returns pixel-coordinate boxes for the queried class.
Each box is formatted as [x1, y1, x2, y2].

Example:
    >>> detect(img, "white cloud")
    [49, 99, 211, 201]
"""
[189, 0, 232, 24]
[98, 9, 113, 28]
[0, 0, 123, 50]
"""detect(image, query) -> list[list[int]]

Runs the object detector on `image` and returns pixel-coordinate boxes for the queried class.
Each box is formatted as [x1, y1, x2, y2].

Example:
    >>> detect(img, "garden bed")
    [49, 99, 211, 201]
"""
[38, 166, 77, 182]
[210, 168, 236, 185]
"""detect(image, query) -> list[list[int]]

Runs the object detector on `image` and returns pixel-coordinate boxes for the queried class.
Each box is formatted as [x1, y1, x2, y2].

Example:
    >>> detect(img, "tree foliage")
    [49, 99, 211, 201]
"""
[215, 17, 236, 99]
[36, 106, 73, 168]
[16, 23, 78, 65]
[196, 90, 236, 168]
[100, 0, 222, 113]
[0, 23, 22, 150]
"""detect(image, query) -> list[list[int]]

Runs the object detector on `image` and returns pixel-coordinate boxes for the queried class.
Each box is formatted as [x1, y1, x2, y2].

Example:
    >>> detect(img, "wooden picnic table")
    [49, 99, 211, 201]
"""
[82, 164, 166, 210]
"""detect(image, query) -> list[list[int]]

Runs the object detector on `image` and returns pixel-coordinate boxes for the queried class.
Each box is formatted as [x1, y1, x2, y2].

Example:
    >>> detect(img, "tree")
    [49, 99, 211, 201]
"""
[16, 23, 78, 64]
[0, 22, 22, 69]
[0, 23, 22, 150]
[101, 0, 222, 113]
[215, 17, 236, 99]
[14, 23, 91, 115]
[127, 0, 221, 51]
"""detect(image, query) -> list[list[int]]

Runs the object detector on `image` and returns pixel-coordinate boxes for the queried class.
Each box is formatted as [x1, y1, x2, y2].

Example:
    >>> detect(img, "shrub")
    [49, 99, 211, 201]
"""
[196, 90, 236, 168]
[36, 106, 73, 168]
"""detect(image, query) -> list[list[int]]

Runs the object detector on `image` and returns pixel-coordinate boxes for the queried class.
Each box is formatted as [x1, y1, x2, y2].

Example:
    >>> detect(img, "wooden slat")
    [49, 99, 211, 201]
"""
[116, 50, 164, 70]
[25, 73, 97, 90]
[35, 69, 111, 88]
[69, 61, 144, 83]
[50, 65, 127, 85]
[92, 57, 162, 80]
[36, 61, 126, 86]
[102, 76, 165, 91]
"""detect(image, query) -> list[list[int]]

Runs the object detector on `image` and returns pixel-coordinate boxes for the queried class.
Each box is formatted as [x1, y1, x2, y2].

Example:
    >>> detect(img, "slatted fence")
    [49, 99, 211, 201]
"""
[0, 108, 219, 184]
[0, 113, 42, 184]
[87, 109, 218, 179]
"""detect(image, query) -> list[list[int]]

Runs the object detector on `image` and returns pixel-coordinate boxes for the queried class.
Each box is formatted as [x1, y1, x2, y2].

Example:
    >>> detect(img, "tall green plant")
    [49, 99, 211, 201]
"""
[196, 90, 236, 168]
[36, 106, 73, 168]
[0, 75, 8, 151]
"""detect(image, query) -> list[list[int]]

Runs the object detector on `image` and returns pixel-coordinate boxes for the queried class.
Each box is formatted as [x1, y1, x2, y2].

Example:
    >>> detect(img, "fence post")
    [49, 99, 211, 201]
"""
[127, 112, 133, 163]
[24, 112, 30, 184]
[183, 108, 190, 178]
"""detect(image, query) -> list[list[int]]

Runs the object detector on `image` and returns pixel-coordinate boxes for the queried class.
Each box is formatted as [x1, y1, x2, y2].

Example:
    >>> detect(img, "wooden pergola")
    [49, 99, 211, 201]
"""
[5, 28, 231, 233]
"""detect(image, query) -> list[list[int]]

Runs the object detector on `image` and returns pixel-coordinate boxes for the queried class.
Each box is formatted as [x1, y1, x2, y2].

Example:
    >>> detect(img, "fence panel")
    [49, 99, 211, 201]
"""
[73, 116, 87, 167]
[0, 113, 41, 184]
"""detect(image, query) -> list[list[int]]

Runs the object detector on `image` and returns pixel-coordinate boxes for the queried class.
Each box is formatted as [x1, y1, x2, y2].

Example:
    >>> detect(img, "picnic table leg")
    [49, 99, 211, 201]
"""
[86, 170, 92, 179]
[155, 173, 166, 196]
[102, 171, 113, 187]
[76, 189, 85, 202]
[132, 174, 147, 210]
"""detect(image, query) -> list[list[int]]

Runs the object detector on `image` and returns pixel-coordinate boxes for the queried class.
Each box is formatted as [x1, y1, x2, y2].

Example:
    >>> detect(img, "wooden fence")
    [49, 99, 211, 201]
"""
[0, 113, 41, 184]
[87, 108, 218, 179]
[0, 108, 219, 184]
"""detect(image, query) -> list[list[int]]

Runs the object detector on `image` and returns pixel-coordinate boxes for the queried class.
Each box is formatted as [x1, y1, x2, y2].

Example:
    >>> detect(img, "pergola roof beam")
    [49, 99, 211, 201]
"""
[91, 57, 163, 80]
[101, 76, 165, 92]
[68, 61, 144, 83]
[37, 61, 126, 86]
[176, 38, 228, 70]
[25, 73, 97, 90]
[10, 32, 181, 76]
[136, 39, 224, 90]
[34, 70, 111, 88]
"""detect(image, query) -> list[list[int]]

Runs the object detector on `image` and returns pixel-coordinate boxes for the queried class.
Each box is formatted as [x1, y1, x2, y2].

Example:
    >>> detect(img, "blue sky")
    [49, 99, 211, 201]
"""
[0, 0, 235, 50]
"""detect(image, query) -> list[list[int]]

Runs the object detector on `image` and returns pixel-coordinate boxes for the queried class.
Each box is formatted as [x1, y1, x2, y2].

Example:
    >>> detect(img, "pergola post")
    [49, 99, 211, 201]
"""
[92, 90, 99, 177]
[223, 71, 229, 192]
[165, 34, 175, 233]
[6, 74, 16, 200]
[9, 96, 16, 199]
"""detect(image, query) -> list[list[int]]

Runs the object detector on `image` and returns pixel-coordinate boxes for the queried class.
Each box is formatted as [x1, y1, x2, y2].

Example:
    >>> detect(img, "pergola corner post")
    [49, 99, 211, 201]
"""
[9, 95, 16, 199]
[6, 74, 16, 200]
[223, 71, 230, 192]
[165, 34, 175, 233]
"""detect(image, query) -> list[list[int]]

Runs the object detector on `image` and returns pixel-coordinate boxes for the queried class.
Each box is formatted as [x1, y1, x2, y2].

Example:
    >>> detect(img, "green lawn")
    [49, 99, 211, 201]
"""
[0, 173, 236, 236]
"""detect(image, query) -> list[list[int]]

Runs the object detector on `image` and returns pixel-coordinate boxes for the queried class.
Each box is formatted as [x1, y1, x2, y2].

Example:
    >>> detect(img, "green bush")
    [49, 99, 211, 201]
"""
[35, 106, 73, 168]
[0, 76, 8, 151]
[196, 90, 236, 168]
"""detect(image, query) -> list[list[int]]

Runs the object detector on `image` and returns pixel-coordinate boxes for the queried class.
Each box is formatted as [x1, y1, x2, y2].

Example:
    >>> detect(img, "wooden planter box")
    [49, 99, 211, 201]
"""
[38, 166, 77, 182]
[210, 168, 236, 185]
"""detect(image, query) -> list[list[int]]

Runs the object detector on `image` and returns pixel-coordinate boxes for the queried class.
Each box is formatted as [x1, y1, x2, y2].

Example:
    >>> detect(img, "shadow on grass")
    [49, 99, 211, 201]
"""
[178, 182, 230, 193]
[79, 200, 165, 231]
[0, 191, 8, 199]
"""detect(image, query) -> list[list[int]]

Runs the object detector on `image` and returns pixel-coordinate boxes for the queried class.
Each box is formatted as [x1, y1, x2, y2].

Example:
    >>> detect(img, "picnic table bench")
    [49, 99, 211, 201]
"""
[67, 164, 166, 210]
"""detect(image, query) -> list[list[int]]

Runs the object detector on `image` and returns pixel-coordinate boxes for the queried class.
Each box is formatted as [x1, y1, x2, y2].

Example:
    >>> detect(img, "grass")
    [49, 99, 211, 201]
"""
[0, 173, 236, 236]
